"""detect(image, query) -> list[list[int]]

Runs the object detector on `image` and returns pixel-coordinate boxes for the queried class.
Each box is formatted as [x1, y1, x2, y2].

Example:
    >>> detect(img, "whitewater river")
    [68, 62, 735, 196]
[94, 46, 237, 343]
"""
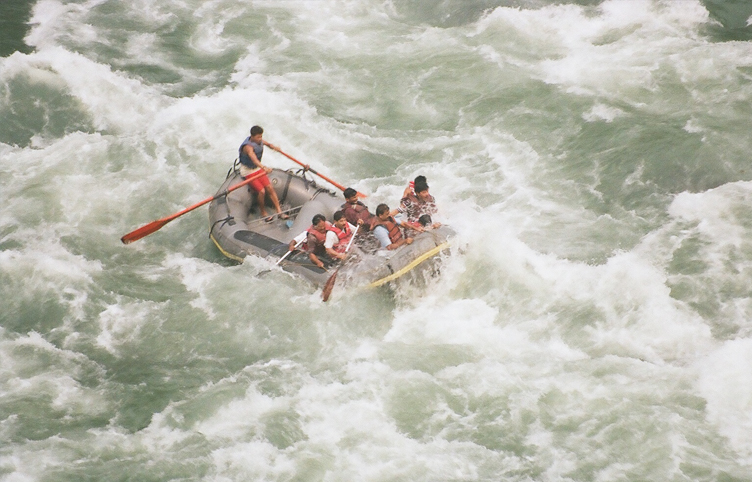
[2, 0, 752, 480]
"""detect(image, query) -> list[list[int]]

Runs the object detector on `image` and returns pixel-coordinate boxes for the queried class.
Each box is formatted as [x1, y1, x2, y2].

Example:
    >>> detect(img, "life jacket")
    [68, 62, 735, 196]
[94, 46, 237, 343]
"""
[369, 216, 403, 245]
[238, 137, 263, 169]
[305, 222, 331, 256]
[341, 201, 373, 229]
[330, 223, 353, 253]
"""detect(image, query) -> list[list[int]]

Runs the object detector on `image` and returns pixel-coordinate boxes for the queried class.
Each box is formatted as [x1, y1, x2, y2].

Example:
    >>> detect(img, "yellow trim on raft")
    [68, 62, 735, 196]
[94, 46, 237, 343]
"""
[368, 241, 451, 288]
[210, 233, 246, 263]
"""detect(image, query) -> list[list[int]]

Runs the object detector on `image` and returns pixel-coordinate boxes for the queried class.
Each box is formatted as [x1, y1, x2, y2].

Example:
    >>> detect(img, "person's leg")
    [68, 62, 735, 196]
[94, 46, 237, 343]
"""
[256, 188, 269, 217]
[267, 187, 284, 217]
[257, 175, 285, 218]
[248, 175, 268, 217]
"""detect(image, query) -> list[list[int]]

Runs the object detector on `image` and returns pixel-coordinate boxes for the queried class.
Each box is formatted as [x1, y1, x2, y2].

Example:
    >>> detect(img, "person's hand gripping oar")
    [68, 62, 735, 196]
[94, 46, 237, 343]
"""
[321, 225, 360, 302]
[258, 237, 305, 277]
[276, 238, 304, 266]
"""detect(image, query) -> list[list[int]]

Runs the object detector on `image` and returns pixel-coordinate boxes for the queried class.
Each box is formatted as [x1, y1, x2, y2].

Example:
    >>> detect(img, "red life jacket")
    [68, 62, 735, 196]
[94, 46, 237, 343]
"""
[329, 223, 353, 253]
[369, 216, 403, 245]
[305, 222, 353, 255]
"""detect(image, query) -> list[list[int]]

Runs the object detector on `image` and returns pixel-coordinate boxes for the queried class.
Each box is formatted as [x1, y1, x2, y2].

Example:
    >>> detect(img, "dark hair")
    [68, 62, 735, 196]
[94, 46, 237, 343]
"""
[414, 181, 429, 194]
[376, 204, 389, 216]
[312, 214, 326, 225]
[414, 175, 427, 185]
[343, 187, 357, 199]
[333, 210, 345, 221]
[418, 214, 432, 226]
[250, 125, 264, 136]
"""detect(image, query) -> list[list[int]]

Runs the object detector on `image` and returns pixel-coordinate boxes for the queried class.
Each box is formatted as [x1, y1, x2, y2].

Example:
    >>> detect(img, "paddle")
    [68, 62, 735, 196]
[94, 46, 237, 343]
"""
[257, 238, 305, 277]
[275, 238, 304, 266]
[275, 148, 366, 198]
[121, 170, 265, 244]
[322, 225, 360, 302]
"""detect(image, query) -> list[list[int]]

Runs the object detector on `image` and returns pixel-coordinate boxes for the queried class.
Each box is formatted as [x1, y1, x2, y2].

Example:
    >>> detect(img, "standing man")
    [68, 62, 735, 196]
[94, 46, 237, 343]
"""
[239, 125, 288, 222]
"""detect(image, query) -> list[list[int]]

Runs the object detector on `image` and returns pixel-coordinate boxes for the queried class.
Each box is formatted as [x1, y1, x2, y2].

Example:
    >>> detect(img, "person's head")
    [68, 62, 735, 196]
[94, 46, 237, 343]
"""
[418, 214, 432, 227]
[343, 187, 358, 204]
[312, 214, 327, 232]
[375, 203, 390, 219]
[250, 125, 264, 142]
[414, 181, 430, 201]
[333, 210, 347, 229]
[414, 175, 427, 185]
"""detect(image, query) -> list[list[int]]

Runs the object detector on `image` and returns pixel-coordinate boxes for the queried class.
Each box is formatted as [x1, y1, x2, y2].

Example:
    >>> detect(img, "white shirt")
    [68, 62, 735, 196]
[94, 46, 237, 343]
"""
[325, 223, 356, 249]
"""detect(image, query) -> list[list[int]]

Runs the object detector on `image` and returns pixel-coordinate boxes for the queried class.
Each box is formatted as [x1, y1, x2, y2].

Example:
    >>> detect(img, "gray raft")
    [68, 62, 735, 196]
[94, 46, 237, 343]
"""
[208, 165, 453, 290]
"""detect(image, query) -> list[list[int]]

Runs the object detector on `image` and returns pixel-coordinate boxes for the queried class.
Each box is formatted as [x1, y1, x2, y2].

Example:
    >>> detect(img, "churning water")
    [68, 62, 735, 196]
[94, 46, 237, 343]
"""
[2, 0, 752, 480]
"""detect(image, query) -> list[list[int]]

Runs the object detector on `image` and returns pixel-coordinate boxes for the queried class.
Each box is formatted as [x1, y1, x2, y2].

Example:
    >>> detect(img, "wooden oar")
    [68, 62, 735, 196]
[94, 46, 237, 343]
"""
[121, 170, 265, 244]
[322, 225, 360, 302]
[275, 148, 366, 198]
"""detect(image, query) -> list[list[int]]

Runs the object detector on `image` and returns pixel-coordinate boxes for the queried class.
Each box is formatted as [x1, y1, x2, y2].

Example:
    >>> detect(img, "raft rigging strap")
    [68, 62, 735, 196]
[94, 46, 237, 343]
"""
[210, 215, 235, 233]
[244, 205, 302, 227]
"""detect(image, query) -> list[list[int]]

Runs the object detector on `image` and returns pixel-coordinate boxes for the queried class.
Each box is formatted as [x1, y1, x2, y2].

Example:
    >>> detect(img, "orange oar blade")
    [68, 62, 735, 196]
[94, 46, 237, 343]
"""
[121, 218, 170, 244]
[322, 271, 338, 302]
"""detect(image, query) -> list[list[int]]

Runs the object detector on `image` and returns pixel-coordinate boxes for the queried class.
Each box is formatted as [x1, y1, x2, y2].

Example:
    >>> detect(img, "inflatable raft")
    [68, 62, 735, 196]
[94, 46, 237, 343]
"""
[208, 165, 453, 290]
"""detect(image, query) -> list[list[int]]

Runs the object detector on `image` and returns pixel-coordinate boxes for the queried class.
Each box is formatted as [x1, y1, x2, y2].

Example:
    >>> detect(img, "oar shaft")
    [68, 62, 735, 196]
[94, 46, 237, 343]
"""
[275, 148, 366, 198]
[344, 224, 359, 252]
[275, 238, 304, 266]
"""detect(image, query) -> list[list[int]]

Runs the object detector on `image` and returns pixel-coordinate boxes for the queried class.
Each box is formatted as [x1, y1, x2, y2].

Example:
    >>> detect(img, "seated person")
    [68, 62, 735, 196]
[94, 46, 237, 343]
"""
[327, 210, 357, 255]
[369, 203, 413, 251]
[341, 187, 373, 230]
[399, 180, 441, 229]
[291, 213, 356, 268]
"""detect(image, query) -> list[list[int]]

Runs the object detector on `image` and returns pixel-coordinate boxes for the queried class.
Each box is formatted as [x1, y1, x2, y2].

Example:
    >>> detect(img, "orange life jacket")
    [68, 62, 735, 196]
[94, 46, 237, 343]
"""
[305, 222, 331, 256]
[369, 216, 403, 245]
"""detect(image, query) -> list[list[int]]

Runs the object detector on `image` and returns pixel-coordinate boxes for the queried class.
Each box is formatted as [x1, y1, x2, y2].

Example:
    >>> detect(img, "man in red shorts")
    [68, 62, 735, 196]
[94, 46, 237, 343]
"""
[238, 125, 288, 222]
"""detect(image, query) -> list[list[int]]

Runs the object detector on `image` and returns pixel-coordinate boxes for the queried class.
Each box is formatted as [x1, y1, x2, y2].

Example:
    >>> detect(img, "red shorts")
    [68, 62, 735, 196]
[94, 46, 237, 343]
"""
[245, 172, 271, 192]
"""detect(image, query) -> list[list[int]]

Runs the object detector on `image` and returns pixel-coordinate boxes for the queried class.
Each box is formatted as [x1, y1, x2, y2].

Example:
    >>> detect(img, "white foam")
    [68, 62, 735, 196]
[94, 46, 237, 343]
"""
[95, 301, 156, 356]
[0, 331, 109, 417]
[162, 253, 224, 319]
[669, 182, 752, 250]
[695, 338, 752, 463]
[583, 103, 626, 123]
[474, 0, 711, 101]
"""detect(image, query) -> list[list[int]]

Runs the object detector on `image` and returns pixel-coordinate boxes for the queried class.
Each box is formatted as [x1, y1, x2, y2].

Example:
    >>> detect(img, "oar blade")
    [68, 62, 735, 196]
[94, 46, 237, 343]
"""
[321, 271, 338, 302]
[121, 219, 169, 244]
